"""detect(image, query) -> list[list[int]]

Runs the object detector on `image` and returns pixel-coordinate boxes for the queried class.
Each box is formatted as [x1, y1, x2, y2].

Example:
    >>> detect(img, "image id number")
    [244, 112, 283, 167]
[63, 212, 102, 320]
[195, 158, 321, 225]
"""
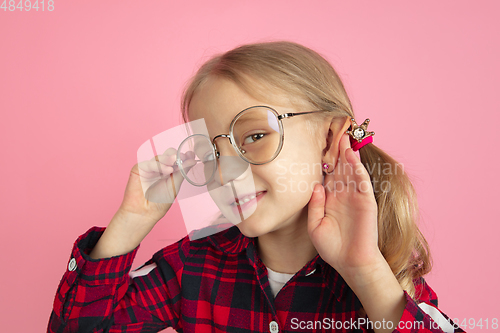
[1, 0, 54, 11]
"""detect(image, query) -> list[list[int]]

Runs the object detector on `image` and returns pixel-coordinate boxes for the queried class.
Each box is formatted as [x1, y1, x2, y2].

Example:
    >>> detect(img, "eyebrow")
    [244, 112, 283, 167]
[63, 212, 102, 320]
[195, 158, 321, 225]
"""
[231, 116, 265, 127]
[200, 106, 275, 141]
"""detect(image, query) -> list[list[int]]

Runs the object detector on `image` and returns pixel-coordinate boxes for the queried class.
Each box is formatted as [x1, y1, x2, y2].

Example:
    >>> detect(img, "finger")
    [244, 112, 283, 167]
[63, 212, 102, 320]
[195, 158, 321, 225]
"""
[138, 159, 164, 173]
[169, 158, 197, 188]
[146, 156, 175, 172]
[158, 151, 177, 165]
[143, 157, 198, 204]
[138, 162, 174, 180]
[162, 147, 177, 157]
[184, 150, 196, 160]
[307, 183, 326, 235]
[345, 147, 373, 194]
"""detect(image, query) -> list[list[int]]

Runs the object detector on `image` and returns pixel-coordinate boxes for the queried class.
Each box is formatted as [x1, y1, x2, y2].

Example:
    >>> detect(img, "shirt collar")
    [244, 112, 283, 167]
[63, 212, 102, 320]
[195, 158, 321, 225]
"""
[206, 225, 349, 302]
[207, 224, 252, 254]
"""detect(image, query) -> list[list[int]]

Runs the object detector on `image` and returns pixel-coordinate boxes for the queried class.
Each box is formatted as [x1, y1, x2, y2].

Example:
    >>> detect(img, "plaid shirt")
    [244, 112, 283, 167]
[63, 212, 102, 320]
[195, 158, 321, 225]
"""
[48, 225, 465, 333]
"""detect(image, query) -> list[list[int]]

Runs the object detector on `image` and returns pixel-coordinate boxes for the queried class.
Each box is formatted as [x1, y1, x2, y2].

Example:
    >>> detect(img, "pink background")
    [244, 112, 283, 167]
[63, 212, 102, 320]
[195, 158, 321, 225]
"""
[1, 1, 498, 332]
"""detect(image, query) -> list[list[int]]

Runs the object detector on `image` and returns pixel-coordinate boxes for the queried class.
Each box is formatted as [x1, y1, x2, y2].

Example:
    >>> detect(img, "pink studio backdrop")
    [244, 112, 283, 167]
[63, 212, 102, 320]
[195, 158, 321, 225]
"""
[1, 1, 498, 332]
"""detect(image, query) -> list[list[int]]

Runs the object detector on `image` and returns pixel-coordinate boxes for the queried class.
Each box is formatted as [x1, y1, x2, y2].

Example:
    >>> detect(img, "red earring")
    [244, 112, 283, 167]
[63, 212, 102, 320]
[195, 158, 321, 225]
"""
[322, 162, 334, 175]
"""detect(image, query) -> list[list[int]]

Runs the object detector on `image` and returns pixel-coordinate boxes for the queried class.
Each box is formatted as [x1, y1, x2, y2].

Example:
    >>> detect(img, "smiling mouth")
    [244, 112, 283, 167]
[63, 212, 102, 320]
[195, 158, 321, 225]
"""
[231, 191, 266, 206]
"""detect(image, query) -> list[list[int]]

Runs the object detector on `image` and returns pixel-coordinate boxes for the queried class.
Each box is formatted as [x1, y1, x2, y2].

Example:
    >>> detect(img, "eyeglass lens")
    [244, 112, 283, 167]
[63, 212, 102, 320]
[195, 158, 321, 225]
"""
[178, 107, 282, 186]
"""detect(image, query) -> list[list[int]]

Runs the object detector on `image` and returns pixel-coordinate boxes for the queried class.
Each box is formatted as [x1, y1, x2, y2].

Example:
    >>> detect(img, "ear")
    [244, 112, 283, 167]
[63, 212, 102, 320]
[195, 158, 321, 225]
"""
[322, 116, 351, 168]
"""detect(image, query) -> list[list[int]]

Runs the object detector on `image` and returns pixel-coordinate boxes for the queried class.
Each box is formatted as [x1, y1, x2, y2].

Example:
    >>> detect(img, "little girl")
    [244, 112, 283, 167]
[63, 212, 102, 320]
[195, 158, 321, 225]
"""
[48, 41, 465, 333]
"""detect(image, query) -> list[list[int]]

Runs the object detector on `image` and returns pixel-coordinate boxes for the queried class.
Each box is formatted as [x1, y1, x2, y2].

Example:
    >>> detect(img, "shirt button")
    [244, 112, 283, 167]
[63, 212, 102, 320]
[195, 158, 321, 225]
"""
[269, 320, 279, 333]
[68, 258, 77, 271]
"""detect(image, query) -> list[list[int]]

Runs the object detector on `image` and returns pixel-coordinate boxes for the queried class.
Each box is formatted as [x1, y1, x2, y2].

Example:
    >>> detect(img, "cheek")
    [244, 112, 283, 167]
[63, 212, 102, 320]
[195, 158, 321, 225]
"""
[274, 136, 323, 179]
[255, 128, 324, 196]
[264, 155, 324, 199]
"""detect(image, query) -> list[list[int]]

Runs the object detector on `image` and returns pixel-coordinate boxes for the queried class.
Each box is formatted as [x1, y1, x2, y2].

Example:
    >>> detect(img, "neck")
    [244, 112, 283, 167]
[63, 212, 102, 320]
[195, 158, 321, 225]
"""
[256, 207, 318, 274]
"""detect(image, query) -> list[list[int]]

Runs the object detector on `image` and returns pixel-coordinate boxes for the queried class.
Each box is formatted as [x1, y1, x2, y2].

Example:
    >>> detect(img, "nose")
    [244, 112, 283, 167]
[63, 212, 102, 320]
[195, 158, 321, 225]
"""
[212, 136, 248, 185]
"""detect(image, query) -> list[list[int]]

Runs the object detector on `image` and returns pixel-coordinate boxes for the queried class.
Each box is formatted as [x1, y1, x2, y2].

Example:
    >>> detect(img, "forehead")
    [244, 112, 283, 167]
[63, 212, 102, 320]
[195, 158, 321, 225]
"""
[187, 77, 295, 137]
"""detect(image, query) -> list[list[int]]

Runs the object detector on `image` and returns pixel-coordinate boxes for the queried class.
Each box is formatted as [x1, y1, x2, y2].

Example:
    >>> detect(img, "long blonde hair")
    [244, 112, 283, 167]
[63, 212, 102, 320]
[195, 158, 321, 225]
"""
[180, 41, 431, 300]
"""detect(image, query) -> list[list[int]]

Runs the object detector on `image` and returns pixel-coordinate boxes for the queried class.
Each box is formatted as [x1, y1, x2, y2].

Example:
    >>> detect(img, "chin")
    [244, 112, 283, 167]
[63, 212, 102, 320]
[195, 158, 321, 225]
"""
[235, 218, 273, 238]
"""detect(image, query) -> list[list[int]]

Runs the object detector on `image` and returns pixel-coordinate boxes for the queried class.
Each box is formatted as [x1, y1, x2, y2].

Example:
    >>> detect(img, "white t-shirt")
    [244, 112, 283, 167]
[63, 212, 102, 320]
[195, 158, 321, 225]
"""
[266, 266, 295, 298]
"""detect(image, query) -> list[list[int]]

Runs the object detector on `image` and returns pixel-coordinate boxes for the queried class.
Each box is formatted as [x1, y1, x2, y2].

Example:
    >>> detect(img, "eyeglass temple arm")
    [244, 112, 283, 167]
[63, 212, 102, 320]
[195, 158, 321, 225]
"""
[277, 110, 327, 120]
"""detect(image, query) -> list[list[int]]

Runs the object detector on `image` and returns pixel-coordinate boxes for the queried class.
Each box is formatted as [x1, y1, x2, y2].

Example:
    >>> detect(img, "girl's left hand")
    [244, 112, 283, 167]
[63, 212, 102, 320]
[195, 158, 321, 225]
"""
[307, 133, 384, 281]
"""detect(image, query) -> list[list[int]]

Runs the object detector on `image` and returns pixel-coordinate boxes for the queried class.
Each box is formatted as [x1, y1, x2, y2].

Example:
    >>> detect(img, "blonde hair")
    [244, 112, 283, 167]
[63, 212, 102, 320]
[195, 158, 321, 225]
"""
[180, 41, 431, 300]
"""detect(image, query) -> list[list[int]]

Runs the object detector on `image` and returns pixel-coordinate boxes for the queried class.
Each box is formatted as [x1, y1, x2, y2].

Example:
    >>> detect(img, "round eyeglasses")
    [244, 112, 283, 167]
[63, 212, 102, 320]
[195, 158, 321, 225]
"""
[176, 105, 328, 186]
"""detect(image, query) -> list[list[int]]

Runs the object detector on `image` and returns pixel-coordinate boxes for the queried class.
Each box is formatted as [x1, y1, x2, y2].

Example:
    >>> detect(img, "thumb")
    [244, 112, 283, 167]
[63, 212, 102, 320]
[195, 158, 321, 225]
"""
[307, 183, 326, 235]
[169, 157, 197, 191]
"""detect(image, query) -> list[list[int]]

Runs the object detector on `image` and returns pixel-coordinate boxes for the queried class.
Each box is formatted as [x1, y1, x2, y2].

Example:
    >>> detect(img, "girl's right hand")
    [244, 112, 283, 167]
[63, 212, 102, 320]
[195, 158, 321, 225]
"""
[89, 148, 198, 260]
[118, 147, 197, 226]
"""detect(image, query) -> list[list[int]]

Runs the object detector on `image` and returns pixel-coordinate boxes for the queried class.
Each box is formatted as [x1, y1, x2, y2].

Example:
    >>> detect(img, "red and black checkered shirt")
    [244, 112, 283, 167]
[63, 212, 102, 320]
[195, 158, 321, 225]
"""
[47, 225, 465, 332]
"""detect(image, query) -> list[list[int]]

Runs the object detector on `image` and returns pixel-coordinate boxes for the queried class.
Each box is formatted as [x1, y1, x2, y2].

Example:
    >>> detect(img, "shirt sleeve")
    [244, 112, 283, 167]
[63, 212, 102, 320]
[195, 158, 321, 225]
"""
[47, 226, 186, 333]
[391, 277, 466, 333]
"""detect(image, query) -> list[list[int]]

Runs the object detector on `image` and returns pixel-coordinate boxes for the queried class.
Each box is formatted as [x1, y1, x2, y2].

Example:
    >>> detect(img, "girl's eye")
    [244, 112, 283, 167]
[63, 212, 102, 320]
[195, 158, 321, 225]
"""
[243, 133, 266, 145]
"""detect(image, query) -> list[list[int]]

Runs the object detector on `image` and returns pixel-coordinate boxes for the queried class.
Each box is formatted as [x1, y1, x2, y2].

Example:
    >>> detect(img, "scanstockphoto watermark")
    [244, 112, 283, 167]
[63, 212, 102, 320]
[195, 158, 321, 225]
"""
[290, 317, 429, 331]
[276, 177, 392, 194]
[275, 159, 404, 194]
[275, 158, 405, 178]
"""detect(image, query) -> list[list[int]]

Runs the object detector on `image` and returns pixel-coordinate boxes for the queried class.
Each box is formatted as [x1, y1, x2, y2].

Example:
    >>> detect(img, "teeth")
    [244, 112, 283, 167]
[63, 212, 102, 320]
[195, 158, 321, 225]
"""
[232, 192, 262, 206]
